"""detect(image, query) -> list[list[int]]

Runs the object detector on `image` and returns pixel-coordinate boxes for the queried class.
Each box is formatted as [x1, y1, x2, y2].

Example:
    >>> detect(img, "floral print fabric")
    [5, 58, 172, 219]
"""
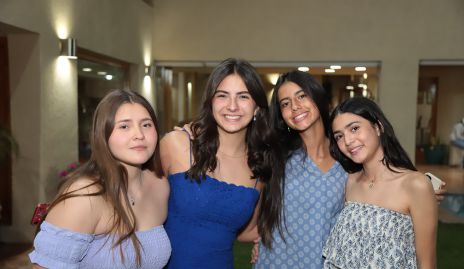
[323, 201, 417, 269]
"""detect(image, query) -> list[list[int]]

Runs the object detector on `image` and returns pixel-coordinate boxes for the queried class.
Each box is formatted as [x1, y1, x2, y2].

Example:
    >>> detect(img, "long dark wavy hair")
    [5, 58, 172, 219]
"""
[329, 97, 416, 173]
[270, 70, 331, 157]
[44, 89, 163, 266]
[187, 58, 285, 248]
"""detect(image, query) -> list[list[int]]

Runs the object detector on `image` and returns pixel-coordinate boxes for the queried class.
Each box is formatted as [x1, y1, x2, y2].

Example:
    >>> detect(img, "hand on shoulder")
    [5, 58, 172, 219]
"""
[45, 177, 104, 234]
[160, 130, 192, 174]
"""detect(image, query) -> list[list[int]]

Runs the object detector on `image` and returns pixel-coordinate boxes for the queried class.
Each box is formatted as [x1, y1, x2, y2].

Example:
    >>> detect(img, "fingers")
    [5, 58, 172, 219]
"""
[250, 241, 260, 264]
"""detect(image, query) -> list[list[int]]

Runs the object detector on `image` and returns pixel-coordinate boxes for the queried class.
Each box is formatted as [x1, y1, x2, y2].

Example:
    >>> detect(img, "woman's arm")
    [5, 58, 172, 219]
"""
[408, 173, 438, 269]
[159, 130, 191, 175]
[236, 191, 262, 242]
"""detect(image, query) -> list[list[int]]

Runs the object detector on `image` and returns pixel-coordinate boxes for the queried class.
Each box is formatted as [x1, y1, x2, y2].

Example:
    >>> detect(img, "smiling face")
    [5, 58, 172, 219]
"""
[331, 112, 383, 165]
[108, 102, 157, 168]
[277, 81, 321, 132]
[212, 74, 257, 135]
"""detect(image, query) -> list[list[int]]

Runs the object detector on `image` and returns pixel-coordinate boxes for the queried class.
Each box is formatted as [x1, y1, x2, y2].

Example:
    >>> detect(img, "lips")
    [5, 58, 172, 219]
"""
[292, 112, 308, 123]
[224, 114, 241, 121]
[130, 145, 147, 151]
[347, 145, 362, 156]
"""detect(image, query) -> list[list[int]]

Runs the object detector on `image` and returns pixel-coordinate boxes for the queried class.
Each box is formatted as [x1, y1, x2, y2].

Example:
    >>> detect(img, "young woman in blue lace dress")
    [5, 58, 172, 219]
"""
[160, 58, 284, 268]
[29, 90, 171, 269]
[324, 97, 437, 268]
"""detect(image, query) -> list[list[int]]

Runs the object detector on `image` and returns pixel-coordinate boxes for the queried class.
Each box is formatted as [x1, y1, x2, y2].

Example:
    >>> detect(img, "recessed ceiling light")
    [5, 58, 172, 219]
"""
[346, 85, 354, 90]
[325, 68, 335, 73]
[330, 65, 341, 70]
[363, 73, 368, 79]
[298, 66, 309, 72]
[105, 74, 113, 80]
[355, 66, 366, 71]
[82, 68, 92, 72]
[97, 71, 107, 75]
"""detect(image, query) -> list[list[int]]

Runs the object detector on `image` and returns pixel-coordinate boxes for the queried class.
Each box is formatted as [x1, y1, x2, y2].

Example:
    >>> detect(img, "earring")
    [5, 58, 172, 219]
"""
[287, 126, 290, 132]
[253, 115, 256, 122]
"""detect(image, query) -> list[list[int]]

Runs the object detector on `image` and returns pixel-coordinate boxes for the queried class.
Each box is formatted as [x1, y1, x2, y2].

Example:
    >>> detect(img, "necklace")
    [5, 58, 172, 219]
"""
[127, 172, 143, 206]
[218, 150, 247, 158]
[368, 177, 375, 189]
[128, 195, 135, 206]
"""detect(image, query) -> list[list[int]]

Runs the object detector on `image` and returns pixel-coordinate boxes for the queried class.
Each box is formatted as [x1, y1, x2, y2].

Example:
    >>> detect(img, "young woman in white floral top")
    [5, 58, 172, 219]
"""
[325, 97, 437, 269]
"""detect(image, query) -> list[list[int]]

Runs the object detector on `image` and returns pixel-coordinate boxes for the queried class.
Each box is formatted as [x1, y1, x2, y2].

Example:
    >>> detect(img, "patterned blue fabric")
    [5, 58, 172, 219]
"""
[29, 221, 171, 269]
[165, 172, 259, 269]
[255, 149, 348, 269]
[323, 202, 417, 269]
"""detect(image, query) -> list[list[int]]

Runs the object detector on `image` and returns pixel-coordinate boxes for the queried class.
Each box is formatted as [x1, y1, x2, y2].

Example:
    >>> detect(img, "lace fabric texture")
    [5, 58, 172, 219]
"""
[323, 202, 417, 269]
[165, 172, 259, 269]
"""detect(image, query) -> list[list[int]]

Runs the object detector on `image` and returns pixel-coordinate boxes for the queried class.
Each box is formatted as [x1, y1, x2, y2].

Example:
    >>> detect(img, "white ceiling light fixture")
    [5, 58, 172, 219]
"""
[330, 65, 341, 70]
[82, 68, 92, 72]
[346, 85, 354, 90]
[325, 68, 335, 73]
[355, 66, 366, 71]
[105, 74, 113, 80]
[298, 66, 309, 72]
[97, 71, 107, 75]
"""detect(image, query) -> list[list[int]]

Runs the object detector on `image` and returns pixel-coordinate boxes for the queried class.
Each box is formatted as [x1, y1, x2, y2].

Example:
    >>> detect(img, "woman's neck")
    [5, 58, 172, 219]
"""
[299, 121, 330, 158]
[217, 128, 247, 157]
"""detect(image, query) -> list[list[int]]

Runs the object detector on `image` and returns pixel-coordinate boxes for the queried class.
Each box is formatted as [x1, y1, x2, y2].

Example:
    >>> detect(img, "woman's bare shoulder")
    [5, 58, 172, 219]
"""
[45, 177, 105, 234]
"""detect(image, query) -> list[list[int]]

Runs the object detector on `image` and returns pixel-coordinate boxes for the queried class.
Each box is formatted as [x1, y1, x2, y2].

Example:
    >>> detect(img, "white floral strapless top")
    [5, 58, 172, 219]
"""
[323, 201, 417, 269]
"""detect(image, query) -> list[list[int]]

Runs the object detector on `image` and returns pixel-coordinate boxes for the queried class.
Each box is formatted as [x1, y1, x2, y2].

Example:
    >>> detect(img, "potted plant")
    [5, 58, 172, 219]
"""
[424, 136, 447, 165]
[0, 125, 18, 163]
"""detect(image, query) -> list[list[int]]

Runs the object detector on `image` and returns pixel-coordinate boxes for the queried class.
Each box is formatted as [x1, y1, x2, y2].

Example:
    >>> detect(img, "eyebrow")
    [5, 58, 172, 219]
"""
[215, 90, 250, 95]
[115, 117, 153, 123]
[333, 120, 361, 133]
[278, 89, 305, 103]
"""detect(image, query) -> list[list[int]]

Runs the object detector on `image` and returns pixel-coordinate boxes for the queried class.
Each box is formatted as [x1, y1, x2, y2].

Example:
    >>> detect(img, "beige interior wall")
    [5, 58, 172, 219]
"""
[0, 0, 153, 242]
[152, 0, 464, 159]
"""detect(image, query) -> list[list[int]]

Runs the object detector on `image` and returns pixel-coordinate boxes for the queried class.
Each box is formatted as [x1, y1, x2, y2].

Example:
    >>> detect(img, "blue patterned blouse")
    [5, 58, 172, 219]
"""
[255, 149, 348, 269]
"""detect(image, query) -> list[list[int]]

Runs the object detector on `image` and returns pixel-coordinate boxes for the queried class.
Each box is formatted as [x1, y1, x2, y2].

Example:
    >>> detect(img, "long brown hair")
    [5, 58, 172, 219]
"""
[45, 89, 162, 266]
[188, 58, 285, 248]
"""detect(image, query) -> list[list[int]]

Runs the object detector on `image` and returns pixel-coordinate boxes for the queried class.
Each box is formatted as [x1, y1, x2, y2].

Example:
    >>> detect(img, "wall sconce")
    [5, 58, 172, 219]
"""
[145, 65, 155, 77]
[59, 38, 77, 59]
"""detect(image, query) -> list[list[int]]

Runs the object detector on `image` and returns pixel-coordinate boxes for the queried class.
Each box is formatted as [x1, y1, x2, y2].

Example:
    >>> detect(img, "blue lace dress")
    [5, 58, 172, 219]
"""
[323, 201, 417, 268]
[164, 172, 259, 268]
[255, 149, 348, 269]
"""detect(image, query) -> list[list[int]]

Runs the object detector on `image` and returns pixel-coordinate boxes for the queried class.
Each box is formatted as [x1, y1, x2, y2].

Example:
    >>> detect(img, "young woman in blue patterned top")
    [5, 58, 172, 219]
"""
[254, 70, 348, 269]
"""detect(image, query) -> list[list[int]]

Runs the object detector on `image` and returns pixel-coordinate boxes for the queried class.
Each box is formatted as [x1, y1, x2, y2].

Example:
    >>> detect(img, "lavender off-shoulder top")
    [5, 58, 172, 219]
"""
[29, 221, 171, 269]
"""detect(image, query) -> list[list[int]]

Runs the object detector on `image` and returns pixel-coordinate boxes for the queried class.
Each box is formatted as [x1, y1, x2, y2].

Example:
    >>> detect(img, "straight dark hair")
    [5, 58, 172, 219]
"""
[329, 97, 416, 173]
[44, 89, 163, 267]
[270, 70, 331, 157]
[188, 58, 285, 248]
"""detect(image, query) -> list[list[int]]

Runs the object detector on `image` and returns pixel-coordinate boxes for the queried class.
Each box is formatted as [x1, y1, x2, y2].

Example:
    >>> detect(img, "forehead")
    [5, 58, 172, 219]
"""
[216, 74, 248, 92]
[114, 102, 151, 119]
[332, 112, 367, 127]
[277, 81, 303, 100]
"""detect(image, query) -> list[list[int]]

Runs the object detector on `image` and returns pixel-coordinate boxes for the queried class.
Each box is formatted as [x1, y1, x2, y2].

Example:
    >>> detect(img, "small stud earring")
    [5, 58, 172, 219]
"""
[253, 115, 256, 122]
[287, 126, 290, 132]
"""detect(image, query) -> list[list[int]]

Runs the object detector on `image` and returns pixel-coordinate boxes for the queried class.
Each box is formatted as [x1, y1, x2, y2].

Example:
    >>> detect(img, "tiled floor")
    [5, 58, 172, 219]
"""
[1, 164, 463, 268]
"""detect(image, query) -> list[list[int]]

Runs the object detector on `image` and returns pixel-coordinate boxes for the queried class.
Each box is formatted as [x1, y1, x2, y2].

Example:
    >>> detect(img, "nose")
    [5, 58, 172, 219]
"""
[291, 98, 300, 111]
[227, 97, 238, 111]
[343, 133, 353, 146]
[133, 126, 145, 140]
